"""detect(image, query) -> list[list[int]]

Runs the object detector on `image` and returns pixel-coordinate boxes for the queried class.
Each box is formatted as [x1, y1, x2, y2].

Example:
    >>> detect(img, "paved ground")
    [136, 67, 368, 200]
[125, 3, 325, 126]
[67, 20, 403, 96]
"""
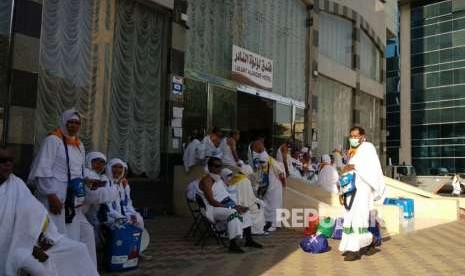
[104, 216, 465, 276]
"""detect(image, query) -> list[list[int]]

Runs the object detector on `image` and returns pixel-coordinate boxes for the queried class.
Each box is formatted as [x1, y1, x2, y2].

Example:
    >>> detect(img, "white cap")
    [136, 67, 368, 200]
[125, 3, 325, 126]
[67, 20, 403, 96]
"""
[322, 154, 331, 163]
[221, 168, 233, 180]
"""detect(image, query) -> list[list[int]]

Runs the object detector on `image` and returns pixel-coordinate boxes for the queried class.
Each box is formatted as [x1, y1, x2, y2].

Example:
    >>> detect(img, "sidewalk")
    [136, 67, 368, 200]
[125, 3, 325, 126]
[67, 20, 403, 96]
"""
[105, 216, 465, 276]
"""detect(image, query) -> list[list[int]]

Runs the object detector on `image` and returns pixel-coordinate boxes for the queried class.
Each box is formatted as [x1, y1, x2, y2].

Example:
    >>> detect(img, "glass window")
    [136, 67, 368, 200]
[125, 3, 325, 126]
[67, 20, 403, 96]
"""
[439, 1, 452, 16]
[440, 70, 453, 85]
[273, 102, 292, 148]
[411, 74, 425, 90]
[360, 31, 381, 81]
[440, 20, 453, 33]
[439, 48, 454, 63]
[426, 72, 439, 87]
[454, 68, 465, 84]
[211, 85, 237, 132]
[426, 51, 439, 65]
[319, 12, 353, 68]
[294, 107, 305, 146]
[183, 79, 208, 141]
[440, 33, 452, 49]
[453, 17, 465, 31]
[452, 46, 465, 60]
[453, 30, 465, 47]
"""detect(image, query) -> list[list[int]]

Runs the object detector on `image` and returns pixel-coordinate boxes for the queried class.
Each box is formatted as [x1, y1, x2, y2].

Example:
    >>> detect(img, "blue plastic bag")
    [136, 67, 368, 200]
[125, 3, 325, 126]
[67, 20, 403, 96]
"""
[300, 234, 329, 254]
[331, 218, 344, 240]
[339, 171, 356, 196]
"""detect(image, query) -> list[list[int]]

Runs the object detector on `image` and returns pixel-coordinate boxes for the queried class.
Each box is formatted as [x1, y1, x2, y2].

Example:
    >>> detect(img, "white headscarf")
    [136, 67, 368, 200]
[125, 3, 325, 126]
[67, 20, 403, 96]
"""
[59, 108, 81, 137]
[85, 152, 107, 169]
[221, 168, 234, 183]
[239, 164, 254, 176]
[259, 151, 269, 163]
[106, 158, 126, 181]
[321, 154, 331, 164]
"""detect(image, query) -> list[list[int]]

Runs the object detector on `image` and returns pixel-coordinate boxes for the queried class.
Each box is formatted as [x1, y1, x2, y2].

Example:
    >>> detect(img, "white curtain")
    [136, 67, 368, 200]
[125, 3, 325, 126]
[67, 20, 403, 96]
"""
[186, 0, 307, 101]
[355, 92, 382, 152]
[318, 12, 353, 68]
[315, 77, 352, 156]
[35, 0, 93, 147]
[360, 30, 381, 82]
[107, 0, 169, 178]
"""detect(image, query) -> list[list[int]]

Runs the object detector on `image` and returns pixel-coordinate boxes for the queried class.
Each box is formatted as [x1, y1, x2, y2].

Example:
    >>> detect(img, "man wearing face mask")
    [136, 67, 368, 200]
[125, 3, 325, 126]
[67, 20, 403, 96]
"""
[197, 157, 263, 253]
[339, 127, 386, 261]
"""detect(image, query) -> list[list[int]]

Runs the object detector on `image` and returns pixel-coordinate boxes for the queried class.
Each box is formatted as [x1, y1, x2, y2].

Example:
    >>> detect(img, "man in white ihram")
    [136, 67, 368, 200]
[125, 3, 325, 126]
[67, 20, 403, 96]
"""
[339, 126, 386, 261]
[0, 148, 98, 276]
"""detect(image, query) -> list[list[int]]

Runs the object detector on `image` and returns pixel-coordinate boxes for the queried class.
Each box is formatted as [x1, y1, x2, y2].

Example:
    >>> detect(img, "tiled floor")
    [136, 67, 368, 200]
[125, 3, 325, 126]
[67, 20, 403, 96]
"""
[104, 217, 465, 276]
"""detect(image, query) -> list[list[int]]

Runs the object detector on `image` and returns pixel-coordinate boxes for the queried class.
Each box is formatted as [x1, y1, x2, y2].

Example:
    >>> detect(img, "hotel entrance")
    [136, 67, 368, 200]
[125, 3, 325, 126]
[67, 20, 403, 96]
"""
[182, 79, 305, 158]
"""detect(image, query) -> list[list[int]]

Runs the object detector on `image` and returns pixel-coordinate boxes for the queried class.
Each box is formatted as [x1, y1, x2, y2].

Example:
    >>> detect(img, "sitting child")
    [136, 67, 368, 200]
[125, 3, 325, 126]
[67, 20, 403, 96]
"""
[104, 158, 144, 230]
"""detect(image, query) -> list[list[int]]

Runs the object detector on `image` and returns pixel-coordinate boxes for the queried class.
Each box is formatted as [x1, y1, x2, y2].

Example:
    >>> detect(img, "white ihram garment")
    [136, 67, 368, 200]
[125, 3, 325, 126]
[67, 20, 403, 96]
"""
[339, 142, 386, 253]
[0, 174, 98, 276]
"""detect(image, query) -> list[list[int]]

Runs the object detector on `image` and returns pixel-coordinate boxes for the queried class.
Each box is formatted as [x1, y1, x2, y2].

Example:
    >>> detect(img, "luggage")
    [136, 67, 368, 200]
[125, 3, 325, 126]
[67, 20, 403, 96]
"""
[104, 221, 143, 271]
[300, 234, 329, 254]
[303, 214, 319, 236]
[317, 217, 334, 238]
[339, 171, 356, 196]
[384, 197, 415, 219]
[331, 217, 344, 240]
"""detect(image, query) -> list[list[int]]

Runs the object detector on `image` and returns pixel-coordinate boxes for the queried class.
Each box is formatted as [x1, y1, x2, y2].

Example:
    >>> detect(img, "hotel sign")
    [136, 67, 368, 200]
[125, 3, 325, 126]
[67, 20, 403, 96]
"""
[232, 45, 273, 91]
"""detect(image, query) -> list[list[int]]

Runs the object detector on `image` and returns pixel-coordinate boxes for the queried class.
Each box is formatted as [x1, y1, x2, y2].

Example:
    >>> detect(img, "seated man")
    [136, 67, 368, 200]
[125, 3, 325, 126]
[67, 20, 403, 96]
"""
[289, 149, 304, 179]
[223, 166, 267, 235]
[197, 157, 263, 253]
[0, 148, 98, 276]
[317, 154, 339, 194]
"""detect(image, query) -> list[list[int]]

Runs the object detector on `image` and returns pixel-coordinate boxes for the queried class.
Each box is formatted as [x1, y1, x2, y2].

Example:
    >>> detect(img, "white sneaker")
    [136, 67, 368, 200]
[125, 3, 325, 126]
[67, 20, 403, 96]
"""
[267, 227, 276, 232]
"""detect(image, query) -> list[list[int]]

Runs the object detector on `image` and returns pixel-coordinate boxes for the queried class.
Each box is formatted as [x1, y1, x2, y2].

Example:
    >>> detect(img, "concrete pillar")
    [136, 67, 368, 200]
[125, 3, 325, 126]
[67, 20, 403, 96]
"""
[399, 3, 412, 165]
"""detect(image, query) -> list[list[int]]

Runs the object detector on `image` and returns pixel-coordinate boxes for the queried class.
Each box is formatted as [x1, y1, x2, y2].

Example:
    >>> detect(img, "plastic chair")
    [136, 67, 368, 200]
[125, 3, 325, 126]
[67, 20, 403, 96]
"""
[195, 194, 228, 248]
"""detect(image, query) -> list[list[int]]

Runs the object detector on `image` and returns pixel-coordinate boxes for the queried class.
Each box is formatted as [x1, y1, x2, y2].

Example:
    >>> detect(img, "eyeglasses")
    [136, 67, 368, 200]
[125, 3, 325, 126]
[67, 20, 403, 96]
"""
[0, 157, 14, 164]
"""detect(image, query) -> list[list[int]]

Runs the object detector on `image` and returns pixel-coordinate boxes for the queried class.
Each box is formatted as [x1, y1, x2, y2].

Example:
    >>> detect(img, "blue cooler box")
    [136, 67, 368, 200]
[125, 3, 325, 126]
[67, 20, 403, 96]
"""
[384, 198, 414, 219]
[104, 223, 143, 271]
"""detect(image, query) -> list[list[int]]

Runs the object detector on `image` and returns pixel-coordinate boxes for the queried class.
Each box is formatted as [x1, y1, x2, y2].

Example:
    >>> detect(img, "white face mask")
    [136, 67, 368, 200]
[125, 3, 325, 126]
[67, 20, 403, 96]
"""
[349, 138, 361, 148]
[209, 173, 221, 182]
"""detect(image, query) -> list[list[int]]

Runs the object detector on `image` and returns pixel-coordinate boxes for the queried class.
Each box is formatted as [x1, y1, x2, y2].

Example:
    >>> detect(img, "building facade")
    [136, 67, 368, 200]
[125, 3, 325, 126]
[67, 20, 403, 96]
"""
[0, 0, 394, 213]
[309, 0, 395, 162]
[180, 0, 394, 162]
[396, 0, 465, 175]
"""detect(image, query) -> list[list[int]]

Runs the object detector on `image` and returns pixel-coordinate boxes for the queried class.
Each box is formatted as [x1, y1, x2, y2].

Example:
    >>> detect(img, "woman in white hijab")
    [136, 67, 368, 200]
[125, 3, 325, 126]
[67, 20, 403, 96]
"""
[105, 158, 144, 229]
[83, 152, 120, 243]
[28, 108, 85, 235]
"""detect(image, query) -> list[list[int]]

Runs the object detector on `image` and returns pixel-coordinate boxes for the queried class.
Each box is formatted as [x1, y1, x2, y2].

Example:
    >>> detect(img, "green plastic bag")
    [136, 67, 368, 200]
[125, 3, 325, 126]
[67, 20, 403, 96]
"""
[317, 217, 335, 238]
